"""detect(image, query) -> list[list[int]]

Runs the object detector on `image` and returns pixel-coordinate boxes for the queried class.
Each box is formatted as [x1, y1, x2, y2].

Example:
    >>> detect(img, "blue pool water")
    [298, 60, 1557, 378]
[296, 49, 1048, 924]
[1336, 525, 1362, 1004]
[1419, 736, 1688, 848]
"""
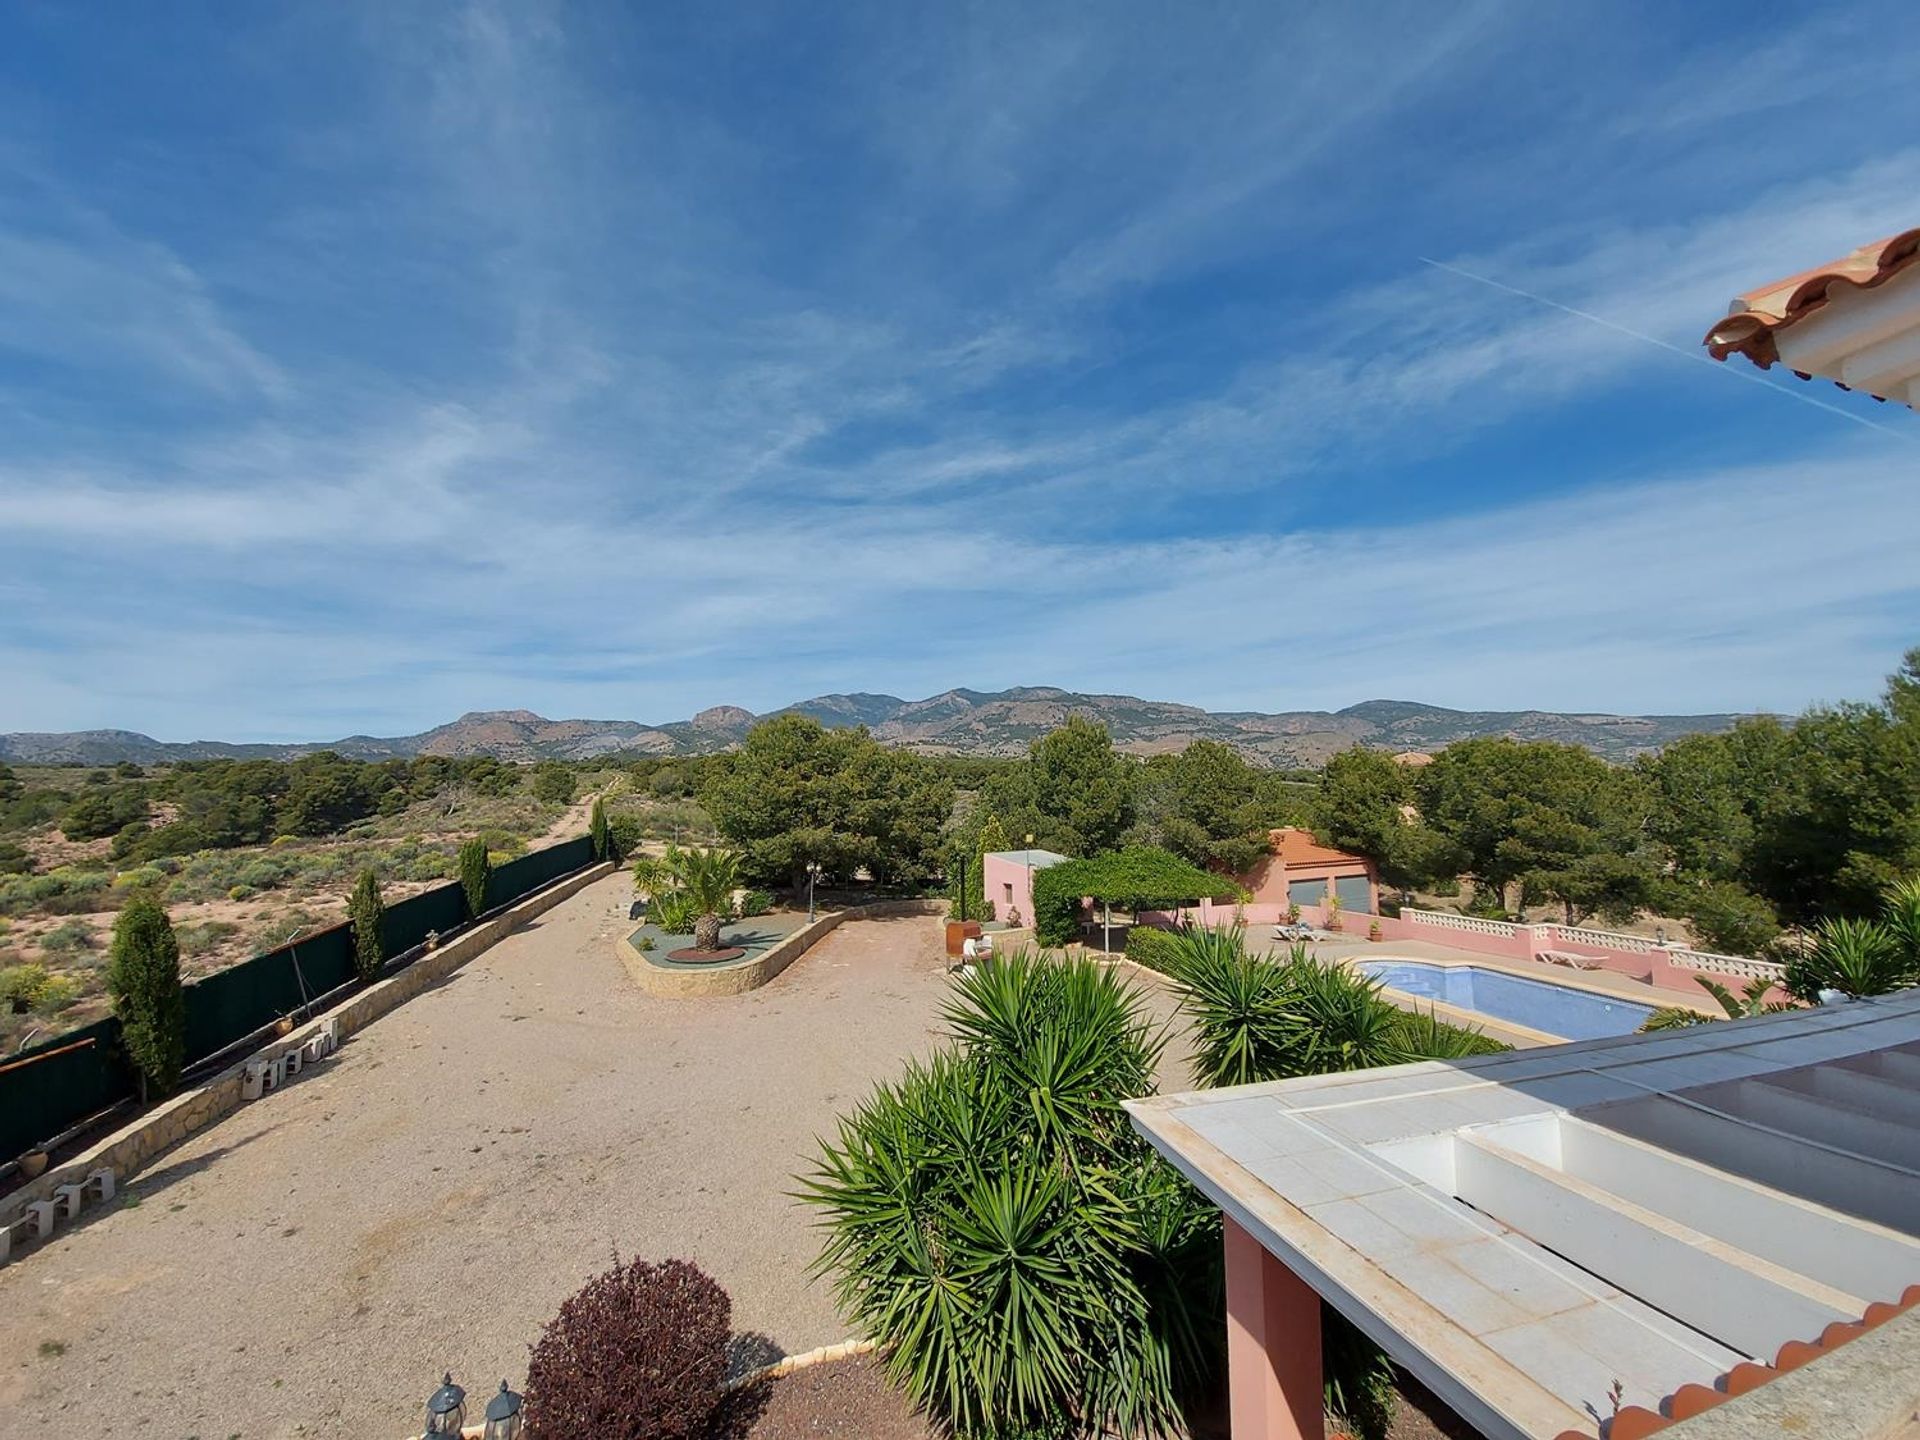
[1357, 960, 1653, 1040]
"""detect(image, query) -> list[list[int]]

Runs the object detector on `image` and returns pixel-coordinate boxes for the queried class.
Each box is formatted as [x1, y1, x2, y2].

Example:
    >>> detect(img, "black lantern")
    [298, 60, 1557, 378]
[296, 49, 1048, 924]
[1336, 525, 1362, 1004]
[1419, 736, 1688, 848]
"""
[483, 1380, 525, 1440]
[425, 1372, 467, 1436]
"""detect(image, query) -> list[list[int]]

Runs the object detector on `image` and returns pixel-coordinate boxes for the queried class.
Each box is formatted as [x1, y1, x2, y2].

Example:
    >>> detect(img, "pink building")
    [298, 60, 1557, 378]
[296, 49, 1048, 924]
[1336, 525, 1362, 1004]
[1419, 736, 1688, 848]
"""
[1240, 827, 1378, 917]
[980, 847, 1070, 927]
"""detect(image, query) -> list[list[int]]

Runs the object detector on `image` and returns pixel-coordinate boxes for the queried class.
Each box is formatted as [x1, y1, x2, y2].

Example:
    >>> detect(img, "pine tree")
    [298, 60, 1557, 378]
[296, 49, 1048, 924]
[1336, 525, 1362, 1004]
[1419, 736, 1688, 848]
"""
[349, 868, 386, 980]
[108, 895, 185, 1099]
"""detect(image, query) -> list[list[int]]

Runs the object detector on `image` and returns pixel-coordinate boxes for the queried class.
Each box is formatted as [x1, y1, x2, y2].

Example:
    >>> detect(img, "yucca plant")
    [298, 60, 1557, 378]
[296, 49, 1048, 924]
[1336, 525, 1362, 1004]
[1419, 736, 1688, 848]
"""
[1786, 916, 1910, 1001]
[801, 949, 1218, 1439]
[1168, 927, 1503, 1087]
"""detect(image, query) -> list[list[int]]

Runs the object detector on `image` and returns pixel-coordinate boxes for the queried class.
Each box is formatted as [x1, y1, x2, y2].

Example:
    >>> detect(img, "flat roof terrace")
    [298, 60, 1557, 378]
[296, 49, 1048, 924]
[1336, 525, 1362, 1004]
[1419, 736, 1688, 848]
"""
[1127, 989, 1920, 1439]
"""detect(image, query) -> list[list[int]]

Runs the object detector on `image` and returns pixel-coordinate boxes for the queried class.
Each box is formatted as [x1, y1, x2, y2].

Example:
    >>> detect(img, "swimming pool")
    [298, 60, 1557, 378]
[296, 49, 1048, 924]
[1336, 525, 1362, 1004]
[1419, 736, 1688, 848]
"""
[1356, 959, 1654, 1040]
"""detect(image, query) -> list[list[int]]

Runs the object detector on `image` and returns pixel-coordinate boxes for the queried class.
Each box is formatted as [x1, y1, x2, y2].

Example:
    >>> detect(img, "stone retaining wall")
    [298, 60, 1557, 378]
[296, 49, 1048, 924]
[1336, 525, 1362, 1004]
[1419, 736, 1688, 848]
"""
[1, 862, 614, 1235]
[617, 899, 947, 998]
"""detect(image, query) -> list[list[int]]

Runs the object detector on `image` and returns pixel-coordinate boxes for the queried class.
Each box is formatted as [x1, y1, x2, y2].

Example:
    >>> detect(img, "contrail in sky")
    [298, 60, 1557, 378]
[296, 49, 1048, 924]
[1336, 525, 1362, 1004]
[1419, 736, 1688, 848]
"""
[1418, 256, 1918, 442]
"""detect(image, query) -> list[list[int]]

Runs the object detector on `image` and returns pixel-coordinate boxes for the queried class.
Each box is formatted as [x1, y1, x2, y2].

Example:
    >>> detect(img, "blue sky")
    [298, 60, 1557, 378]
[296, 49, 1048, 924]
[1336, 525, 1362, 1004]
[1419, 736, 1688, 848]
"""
[2, 3, 1918, 741]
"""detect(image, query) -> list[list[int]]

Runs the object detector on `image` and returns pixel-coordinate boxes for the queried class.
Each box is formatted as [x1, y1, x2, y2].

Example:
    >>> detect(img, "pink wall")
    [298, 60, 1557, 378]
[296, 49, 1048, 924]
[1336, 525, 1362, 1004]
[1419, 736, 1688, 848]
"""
[981, 852, 1046, 927]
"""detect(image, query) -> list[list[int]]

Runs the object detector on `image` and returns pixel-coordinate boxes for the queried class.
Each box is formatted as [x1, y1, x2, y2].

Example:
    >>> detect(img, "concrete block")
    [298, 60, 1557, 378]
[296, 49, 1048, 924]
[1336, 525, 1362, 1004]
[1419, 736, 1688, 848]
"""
[54, 1182, 85, 1218]
[86, 1169, 114, 1203]
[24, 1200, 57, 1239]
[283, 1046, 303, 1076]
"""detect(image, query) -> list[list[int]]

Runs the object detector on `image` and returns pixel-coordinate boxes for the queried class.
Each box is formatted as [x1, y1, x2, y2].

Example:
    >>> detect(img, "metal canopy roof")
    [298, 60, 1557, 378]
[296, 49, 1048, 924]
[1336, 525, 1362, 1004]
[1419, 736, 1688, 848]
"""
[1126, 990, 1920, 1440]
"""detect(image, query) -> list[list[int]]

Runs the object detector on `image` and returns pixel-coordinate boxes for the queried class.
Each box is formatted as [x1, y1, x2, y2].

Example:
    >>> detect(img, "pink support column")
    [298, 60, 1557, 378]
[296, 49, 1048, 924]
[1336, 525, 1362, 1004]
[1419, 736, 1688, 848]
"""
[1224, 1215, 1325, 1440]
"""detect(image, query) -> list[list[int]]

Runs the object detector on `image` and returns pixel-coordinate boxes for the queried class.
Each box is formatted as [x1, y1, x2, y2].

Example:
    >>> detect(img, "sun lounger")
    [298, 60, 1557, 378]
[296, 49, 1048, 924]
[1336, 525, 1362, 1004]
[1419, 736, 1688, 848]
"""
[1536, 949, 1600, 970]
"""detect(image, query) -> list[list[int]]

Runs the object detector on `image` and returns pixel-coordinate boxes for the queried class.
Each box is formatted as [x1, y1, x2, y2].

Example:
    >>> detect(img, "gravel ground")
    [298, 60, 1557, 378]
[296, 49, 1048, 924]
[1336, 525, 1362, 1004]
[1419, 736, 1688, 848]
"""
[0, 873, 1194, 1439]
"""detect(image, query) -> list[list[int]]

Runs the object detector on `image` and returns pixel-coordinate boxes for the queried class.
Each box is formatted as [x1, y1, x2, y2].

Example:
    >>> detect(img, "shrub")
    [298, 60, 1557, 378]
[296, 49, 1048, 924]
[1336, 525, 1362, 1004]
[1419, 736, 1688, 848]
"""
[458, 838, 490, 919]
[804, 950, 1219, 1439]
[175, 919, 240, 958]
[0, 841, 31, 876]
[1123, 924, 1186, 974]
[31, 974, 81, 1014]
[523, 1256, 730, 1440]
[1, 962, 50, 1013]
[650, 890, 698, 936]
[734, 888, 775, 918]
[40, 919, 97, 955]
[349, 869, 386, 980]
[108, 896, 186, 1098]
[1681, 881, 1780, 956]
[530, 762, 576, 806]
[228, 884, 255, 902]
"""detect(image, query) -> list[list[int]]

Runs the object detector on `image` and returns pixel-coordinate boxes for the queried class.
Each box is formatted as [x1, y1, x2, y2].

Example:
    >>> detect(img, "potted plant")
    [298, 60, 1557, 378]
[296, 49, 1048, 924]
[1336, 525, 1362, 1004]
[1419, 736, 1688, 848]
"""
[1368, 919, 1383, 943]
[1325, 892, 1344, 933]
[1285, 901, 1301, 925]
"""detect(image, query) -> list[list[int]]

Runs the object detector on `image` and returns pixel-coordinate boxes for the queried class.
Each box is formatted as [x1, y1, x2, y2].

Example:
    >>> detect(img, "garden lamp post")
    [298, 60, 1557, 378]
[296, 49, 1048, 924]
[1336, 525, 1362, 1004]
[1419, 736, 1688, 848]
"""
[807, 861, 822, 923]
[482, 1380, 525, 1440]
[423, 1373, 466, 1436]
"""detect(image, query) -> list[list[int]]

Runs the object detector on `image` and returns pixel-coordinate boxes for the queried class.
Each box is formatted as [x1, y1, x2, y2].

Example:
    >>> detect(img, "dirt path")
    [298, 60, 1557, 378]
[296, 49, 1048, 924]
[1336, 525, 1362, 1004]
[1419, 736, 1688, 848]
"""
[0, 873, 1195, 1438]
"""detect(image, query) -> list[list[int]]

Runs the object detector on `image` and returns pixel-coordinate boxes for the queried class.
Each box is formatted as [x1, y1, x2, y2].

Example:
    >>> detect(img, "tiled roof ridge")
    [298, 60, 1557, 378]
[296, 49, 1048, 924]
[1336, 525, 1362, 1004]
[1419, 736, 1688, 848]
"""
[1703, 227, 1920, 371]
[1551, 1281, 1920, 1440]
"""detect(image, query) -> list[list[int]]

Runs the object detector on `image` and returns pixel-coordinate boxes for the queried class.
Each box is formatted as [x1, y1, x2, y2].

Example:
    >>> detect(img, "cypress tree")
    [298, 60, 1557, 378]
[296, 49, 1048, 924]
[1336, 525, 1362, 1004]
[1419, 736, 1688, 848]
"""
[349, 868, 386, 980]
[589, 797, 610, 862]
[108, 895, 185, 1100]
[458, 837, 491, 919]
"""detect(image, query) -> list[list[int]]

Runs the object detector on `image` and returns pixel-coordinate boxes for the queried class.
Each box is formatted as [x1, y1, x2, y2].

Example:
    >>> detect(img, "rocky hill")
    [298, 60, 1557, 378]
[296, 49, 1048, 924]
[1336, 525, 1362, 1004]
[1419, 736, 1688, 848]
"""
[0, 687, 1741, 768]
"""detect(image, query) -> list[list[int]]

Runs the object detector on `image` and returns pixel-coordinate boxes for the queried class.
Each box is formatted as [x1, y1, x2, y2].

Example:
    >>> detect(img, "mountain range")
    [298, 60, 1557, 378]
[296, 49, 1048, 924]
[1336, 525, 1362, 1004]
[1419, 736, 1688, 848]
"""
[0, 687, 1742, 768]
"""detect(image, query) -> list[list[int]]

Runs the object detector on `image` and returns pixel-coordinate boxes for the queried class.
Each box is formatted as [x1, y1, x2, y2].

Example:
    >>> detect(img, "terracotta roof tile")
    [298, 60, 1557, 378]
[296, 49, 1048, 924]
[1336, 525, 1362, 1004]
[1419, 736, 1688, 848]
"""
[1703, 227, 1920, 373]
[1267, 826, 1367, 869]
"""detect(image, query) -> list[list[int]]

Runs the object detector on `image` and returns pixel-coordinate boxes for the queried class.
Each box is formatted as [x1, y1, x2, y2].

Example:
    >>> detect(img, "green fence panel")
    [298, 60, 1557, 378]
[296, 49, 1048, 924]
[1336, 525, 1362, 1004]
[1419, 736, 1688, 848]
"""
[180, 924, 357, 1062]
[2, 836, 598, 1165]
[381, 881, 466, 958]
[486, 835, 593, 911]
[0, 1018, 126, 1161]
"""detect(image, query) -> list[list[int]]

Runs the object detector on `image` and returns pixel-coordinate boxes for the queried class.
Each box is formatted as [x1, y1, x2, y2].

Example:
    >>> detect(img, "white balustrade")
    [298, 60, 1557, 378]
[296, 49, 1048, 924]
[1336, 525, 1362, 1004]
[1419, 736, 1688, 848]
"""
[1671, 948, 1788, 982]
[1403, 909, 1521, 938]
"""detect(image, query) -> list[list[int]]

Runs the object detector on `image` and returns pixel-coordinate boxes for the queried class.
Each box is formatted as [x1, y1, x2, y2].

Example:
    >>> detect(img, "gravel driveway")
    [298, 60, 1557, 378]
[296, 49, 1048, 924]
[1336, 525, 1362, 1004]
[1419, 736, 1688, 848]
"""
[0, 873, 1193, 1438]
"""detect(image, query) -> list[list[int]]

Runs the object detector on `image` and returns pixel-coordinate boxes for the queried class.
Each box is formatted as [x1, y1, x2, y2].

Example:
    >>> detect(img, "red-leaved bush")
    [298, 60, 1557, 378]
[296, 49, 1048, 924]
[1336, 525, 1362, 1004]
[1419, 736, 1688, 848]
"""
[525, 1256, 731, 1439]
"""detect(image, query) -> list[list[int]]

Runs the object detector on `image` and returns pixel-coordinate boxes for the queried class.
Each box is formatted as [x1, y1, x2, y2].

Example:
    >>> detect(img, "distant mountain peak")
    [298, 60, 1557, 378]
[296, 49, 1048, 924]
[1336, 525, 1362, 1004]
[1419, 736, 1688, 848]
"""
[0, 686, 1743, 767]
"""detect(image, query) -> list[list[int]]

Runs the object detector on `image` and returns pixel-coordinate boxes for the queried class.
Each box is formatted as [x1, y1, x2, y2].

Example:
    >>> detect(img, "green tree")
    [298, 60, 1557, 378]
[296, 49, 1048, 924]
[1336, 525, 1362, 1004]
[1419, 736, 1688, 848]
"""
[1134, 740, 1293, 875]
[60, 782, 150, 841]
[278, 752, 384, 837]
[530, 761, 575, 806]
[457, 837, 490, 919]
[1313, 748, 1457, 890]
[1675, 879, 1780, 956]
[588, 796, 611, 861]
[1417, 738, 1658, 922]
[0, 762, 21, 805]
[700, 715, 953, 888]
[348, 869, 386, 980]
[1021, 715, 1136, 856]
[108, 895, 186, 1099]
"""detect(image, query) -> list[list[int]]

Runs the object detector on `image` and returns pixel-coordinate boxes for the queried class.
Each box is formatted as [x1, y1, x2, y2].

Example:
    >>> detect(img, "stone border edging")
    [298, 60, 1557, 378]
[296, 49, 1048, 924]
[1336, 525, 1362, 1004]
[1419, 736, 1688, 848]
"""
[616, 899, 947, 998]
[724, 1337, 881, 1392]
[1, 861, 615, 1237]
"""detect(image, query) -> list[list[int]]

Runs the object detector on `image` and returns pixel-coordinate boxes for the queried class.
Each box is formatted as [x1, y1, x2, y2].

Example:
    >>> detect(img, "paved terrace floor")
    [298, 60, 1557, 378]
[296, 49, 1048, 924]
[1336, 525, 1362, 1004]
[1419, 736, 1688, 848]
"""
[0, 874, 1193, 1440]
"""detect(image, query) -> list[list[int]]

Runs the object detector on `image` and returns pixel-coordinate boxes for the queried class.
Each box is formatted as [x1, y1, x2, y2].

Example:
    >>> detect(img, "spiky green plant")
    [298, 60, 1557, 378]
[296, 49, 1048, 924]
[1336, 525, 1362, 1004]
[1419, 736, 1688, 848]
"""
[1642, 974, 1792, 1031]
[801, 949, 1218, 1439]
[660, 844, 741, 951]
[1786, 915, 1913, 1002]
[1167, 927, 1504, 1087]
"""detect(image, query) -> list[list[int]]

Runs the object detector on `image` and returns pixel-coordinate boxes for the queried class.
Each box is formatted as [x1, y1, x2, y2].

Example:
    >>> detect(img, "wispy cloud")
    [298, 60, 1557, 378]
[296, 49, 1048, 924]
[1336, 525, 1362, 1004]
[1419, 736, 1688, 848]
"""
[0, 1, 1916, 739]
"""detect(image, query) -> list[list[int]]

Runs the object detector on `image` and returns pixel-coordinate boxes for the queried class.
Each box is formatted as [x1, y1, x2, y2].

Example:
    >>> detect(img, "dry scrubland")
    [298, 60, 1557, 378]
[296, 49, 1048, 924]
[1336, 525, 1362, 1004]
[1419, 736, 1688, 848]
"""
[0, 762, 713, 1049]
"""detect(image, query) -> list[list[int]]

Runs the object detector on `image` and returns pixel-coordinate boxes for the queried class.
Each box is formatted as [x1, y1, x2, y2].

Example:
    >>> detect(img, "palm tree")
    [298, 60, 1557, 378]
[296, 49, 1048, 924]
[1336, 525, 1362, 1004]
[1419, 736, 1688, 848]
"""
[665, 845, 741, 951]
[1643, 974, 1793, 1031]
